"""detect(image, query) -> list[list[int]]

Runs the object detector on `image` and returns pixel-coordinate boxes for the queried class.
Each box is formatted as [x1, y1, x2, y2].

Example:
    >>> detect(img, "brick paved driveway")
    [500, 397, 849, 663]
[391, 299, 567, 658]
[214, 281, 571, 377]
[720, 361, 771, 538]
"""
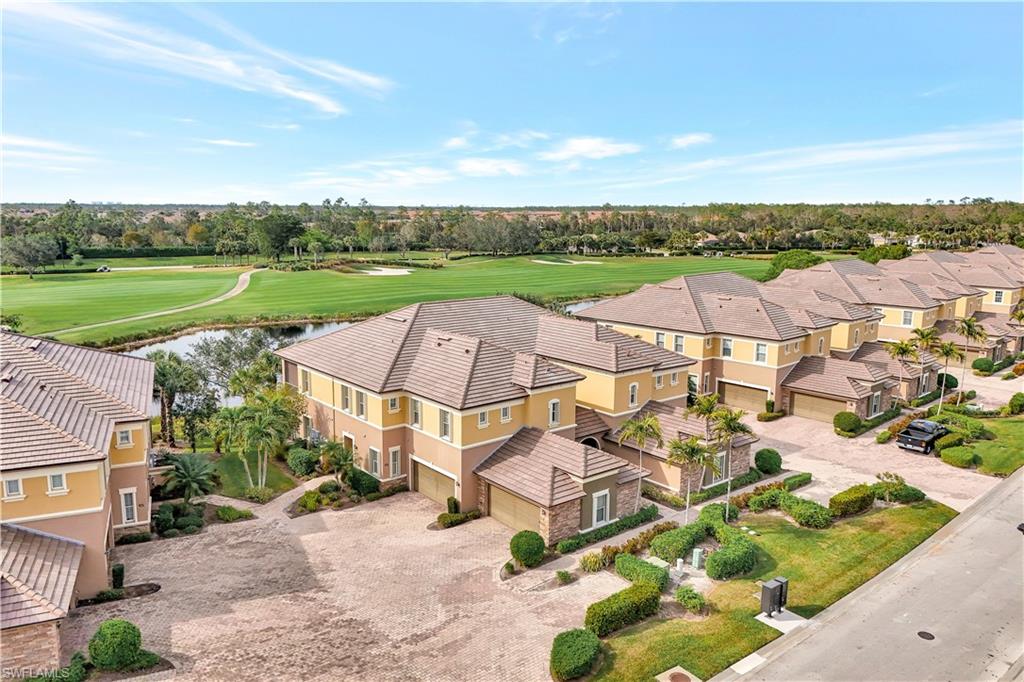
[62, 494, 625, 681]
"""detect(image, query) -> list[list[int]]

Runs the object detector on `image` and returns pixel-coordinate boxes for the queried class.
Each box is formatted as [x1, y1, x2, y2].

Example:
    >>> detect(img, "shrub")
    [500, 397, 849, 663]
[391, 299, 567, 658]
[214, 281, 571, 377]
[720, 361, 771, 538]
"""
[1009, 392, 1024, 416]
[555, 504, 658, 553]
[650, 522, 711, 562]
[503, 561, 515, 576]
[556, 570, 574, 585]
[829, 484, 875, 517]
[244, 486, 274, 503]
[88, 619, 143, 671]
[966, 390, 977, 400]
[690, 469, 762, 504]
[754, 448, 782, 475]
[933, 413, 987, 441]
[153, 505, 174, 534]
[615, 553, 669, 591]
[783, 472, 812, 490]
[26, 651, 88, 682]
[550, 629, 601, 681]
[181, 524, 201, 535]
[732, 491, 754, 509]
[833, 411, 862, 433]
[436, 510, 480, 528]
[641, 483, 688, 509]
[579, 552, 604, 573]
[781, 495, 832, 528]
[115, 532, 152, 546]
[938, 372, 957, 389]
[910, 389, 942, 407]
[747, 488, 785, 512]
[298, 490, 321, 513]
[872, 482, 926, 504]
[941, 446, 976, 468]
[757, 411, 785, 422]
[706, 525, 758, 579]
[875, 430, 893, 444]
[350, 469, 380, 497]
[1013, 363, 1024, 377]
[510, 530, 546, 567]
[674, 585, 706, 613]
[364, 484, 409, 501]
[933, 432, 965, 452]
[216, 505, 254, 522]
[174, 515, 203, 530]
[318, 480, 340, 494]
[286, 448, 319, 477]
[972, 357, 994, 373]
[92, 588, 125, 603]
[584, 583, 661, 636]
[112, 563, 125, 589]
[161, 528, 181, 538]
[446, 496, 460, 514]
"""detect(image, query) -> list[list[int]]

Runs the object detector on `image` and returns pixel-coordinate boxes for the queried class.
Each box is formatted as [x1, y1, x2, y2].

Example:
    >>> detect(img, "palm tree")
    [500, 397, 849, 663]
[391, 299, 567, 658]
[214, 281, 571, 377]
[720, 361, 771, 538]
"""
[910, 327, 939, 396]
[933, 342, 964, 415]
[209, 406, 253, 488]
[687, 392, 720, 443]
[320, 441, 354, 485]
[147, 350, 192, 448]
[886, 340, 918, 402]
[666, 436, 717, 524]
[617, 413, 664, 514]
[241, 410, 284, 490]
[711, 407, 752, 524]
[954, 317, 988, 404]
[164, 453, 216, 504]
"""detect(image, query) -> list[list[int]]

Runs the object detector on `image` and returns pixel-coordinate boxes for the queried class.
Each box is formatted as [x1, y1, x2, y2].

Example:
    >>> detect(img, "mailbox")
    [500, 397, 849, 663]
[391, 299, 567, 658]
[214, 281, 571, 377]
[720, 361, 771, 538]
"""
[760, 579, 782, 617]
[774, 576, 789, 608]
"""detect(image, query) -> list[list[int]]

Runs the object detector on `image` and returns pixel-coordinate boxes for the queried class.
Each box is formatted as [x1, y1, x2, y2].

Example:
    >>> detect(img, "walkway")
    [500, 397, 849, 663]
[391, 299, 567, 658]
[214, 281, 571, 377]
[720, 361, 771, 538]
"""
[51, 269, 255, 335]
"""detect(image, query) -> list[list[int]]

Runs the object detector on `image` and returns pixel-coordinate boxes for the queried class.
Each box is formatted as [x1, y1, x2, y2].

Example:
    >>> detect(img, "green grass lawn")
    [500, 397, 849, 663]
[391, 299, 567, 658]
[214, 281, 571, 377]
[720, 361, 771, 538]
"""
[23, 255, 770, 345]
[211, 450, 297, 500]
[2, 268, 244, 334]
[595, 501, 957, 681]
[972, 417, 1024, 476]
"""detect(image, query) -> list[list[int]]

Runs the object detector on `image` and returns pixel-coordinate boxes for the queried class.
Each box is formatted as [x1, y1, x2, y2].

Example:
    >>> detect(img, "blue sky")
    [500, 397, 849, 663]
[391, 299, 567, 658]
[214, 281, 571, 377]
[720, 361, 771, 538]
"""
[3, 2, 1022, 206]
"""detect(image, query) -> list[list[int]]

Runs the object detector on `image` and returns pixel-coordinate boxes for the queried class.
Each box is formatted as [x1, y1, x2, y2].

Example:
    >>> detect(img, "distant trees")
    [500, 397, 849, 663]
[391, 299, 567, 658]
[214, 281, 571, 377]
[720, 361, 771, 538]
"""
[3, 233, 59, 278]
[765, 249, 824, 280]
[255, 212, 304, 261]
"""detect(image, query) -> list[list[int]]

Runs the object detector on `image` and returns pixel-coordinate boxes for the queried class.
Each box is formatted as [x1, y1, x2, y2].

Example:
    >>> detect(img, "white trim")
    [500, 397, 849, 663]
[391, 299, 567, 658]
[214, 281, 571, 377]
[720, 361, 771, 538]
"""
[548, 423, 577, 433]
[1, 461, 101, 479]
[580, 515, 620, 534]
[654, 374, 664, 389]
[110, 461, 148, 470]
[500, 405, 512, 423]
[548, 398, 561, 427]
[367, 447, 382, 477]
[549, 360, 651, 380]
[115, 429, 134, 449]
[628, 382, 639, 408]
[410, 455, 459, 482]
[119, 487, 138, 525]
[524, 381, 581, 395]
[3, 504, 106, 524]
[3, 478, 24, 501]
[46, 473, 68, 496]
[592, 488, 611, 528]
[754, 342, 768, 365]
[721, 337, 734, 358]
[387, 397, 401, 414]
[439, 409, 452, 441]
[715, 377, 773, 399]
[477, 410, 490, 429]
[389, 446, 402, 477]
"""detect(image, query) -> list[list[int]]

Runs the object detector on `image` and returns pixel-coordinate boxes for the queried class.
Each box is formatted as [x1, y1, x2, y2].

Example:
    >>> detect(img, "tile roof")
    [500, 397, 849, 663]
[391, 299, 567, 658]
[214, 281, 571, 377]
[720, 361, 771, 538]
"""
[474, 427, 644, 507]
[1, 524, 83, 629]
[843, 341, 941, 379]
[883, 252, 1024, 289]
[934, 319, 1006, 349]
[0, 334, 153, 471]
[574, 406, 611, 439]
[608, 400, 758, 459]
[782, 356, 894, 400]
[771, 262, 939, 309]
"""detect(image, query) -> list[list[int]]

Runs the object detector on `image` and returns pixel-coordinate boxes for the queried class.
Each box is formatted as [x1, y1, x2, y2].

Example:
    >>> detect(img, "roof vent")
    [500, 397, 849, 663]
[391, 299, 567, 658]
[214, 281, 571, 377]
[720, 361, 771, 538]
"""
[0, 373, 11, 383]
[27, 339, 41, 350]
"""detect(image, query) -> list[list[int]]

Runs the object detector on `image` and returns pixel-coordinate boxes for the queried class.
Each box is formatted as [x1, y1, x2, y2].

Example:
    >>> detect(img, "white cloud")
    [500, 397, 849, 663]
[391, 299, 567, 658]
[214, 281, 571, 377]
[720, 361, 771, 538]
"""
[292, 165, 454, 194]
[444, 136, 471, 149]
[199, 138, 257, 147]
[1, 135, 97, 170]
[538, 136, 641, 161]
[489, 130, 550, 150]
[172, 117, 198, 124]
[2, 134, 88, 154]
[456, 158, 528, 177]
[258, 122, 301, 131]
[669, 132, 714, 149]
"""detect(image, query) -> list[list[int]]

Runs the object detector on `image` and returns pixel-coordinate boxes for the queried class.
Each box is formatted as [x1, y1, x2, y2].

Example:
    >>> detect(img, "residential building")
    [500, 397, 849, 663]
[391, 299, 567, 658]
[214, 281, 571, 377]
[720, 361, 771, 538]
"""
[841, 341, 940, 401]
[882, 250, 1024, 316]
[0, 333, 155, 672]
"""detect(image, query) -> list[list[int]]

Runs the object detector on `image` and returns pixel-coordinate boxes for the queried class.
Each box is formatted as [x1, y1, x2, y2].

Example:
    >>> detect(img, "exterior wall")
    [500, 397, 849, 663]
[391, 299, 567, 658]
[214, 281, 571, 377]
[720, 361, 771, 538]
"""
[0, 464, 105, 521]
[651, 371, 689, 403]
[109, 464, 151, 532]
[715, 360, 785, 403]
[979, 287, 1022, 314]
[0, 621, 61, 676]
[524, 385, 577, 432]
[21, 504, 111, 598]
[831, 320, 877, 352]
[877, 306, 940, 341]
[615, 478, 641, 519]
[460, 402, 526, 447]
[600, 440, 683, 492]
[108, 421, 148, 467]
[540, 498, 581, 545]
[579, 475, 618, 530]
[560, 363, 652, 417]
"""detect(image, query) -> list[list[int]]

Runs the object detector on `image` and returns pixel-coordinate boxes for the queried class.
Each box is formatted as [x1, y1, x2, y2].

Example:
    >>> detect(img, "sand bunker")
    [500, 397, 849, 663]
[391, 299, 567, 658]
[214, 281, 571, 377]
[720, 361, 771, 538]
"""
[361, 266, 412, 276]
[531, 259, 601, 265]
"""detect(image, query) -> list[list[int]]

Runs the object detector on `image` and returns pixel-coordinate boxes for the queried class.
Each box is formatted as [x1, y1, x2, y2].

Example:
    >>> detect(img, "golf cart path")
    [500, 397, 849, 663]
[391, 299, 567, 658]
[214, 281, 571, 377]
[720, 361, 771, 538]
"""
[50, 269, 255, 336]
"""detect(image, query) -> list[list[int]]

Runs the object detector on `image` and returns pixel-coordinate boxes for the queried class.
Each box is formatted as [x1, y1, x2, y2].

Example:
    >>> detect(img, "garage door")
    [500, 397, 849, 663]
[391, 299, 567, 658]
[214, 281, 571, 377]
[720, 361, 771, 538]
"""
[414, 461, 455, 506]
[718, 382, 769, 412]
[791, 393, 847, 422]
[489, 485, 540, 534]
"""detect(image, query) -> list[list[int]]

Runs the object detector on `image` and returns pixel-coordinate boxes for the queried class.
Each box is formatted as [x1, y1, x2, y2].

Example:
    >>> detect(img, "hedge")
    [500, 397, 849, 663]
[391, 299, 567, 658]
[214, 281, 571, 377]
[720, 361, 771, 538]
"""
[754, 449, 782, 475]
[80, 246, 217, 258]
[584, 583, 661, 636]
[437, 510, 480, 528]
[838, 407, 903, 438]
[364, 483, 409, 502]
[972, 357, 994, 373]
[216, 505, 254, 522]
[934, 432, 965, 452]
[511, 530, 546, 567]
[115, 532, 152, 545]
[909, 388, 942, 407]
[1009, 392, 1024, 415]
[555, 504, 657, 553]
[783, 472, 812, 491]
[646, 504, 753, 579]
[550, 629, 602, 681]
[112, 563, 125, 589]
[614, 553, 669, 591]
[870, 482, 926, 504]
[285, 448, 319, 476]
[938, 372, 957, 389]
[875, 430, 893, 444]
[829, 484, 875, 517]
[748, 488, 832, 528]
[350, 469, 380, 496]
[690, 468, 762, 504]
[940, 446, 976, 468]
[650, 522, 712, 563]
[705, 524, 758, 579]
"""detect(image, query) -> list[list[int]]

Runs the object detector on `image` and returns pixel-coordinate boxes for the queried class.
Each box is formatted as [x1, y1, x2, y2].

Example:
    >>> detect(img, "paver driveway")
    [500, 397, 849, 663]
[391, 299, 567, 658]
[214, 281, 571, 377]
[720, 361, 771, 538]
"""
[62, 494, 625, 681]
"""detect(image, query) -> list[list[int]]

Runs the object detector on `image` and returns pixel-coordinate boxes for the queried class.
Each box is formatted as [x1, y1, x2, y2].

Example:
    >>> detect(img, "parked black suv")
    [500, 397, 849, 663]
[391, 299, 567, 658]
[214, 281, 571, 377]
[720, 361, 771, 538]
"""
[896, 419, 949, 454]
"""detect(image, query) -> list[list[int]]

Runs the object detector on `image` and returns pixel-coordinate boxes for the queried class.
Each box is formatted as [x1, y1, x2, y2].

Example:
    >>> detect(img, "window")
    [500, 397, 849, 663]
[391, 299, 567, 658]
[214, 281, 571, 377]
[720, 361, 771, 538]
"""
[356, 391, 366, 419]
[705, 337, 713, 349]
[388, 397, 400, 413]
[674, 335, 685, 353]
[817, 338, 825, 355]
[500, 405, 511, 423]
[655, 332, 666, 348]
[593, 490, 610, 527]
[410, 399, 422, 427]
[919, 373, 930, 396]
[873, 307, 883, 315]
[670, 372, 679, 386]
[853, 329, 860, 345]
[478, 410, 489, 428]
[368, 447, 381, 476]
[439, 410, 451, 441]
[721, 338, 733, 358]
[994, 290, 1004, 303]
[48, 473, 67, 492]
[655, 374, 664, 389]
[302, 415, 312, 438]
[548, 399, 561, 426]
[121, 489, 136, 524]
[755, 343, 768, 363]
[870, 391, 882, 416]
[628, 382, 639, 407]
[341, 386, 351, 412]
[117, 430, 132, 446]
[901, 310, 913, 326]
[4, 479, 22, 499]
[389, 447, 401, 477]
[709, 452, 727, 485]
[702, 373, 710, 393]
[300, 369, 311, 394]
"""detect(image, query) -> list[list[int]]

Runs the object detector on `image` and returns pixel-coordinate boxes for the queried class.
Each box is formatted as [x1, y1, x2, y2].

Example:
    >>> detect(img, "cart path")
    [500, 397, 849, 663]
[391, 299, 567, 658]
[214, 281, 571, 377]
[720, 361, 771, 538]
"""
[50, 269, 255, 336]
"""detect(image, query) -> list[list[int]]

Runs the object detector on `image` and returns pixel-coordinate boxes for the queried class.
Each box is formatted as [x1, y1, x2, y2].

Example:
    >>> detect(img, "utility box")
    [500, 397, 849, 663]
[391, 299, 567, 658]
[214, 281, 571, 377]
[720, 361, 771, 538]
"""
[774, 576, 789, 608]
[761, 579, 782, 617]
[691, 547, 704, 569]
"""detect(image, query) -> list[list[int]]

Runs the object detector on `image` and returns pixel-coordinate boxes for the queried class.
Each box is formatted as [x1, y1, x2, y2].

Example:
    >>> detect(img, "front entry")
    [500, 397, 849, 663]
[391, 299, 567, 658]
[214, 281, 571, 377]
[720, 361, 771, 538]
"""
[414, 461, 455, 506]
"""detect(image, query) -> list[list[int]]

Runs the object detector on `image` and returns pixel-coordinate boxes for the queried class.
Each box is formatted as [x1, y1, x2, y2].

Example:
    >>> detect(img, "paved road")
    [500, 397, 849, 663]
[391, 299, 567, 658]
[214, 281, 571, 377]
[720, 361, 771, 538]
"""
[715, 468, 1024, 682]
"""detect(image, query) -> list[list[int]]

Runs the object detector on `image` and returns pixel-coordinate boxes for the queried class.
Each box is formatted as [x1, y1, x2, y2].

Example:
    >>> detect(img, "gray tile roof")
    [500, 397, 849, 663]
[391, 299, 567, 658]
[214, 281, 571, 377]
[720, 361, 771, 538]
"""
[772, 262, 940, 309]
[1, 524, 83, 629]
[934, 318, 1006, 349]
[884, 252, 1024, 289]
[608, 400, 758, 459]
[782, 356, 894, 400]
[844, 341, 941, 378]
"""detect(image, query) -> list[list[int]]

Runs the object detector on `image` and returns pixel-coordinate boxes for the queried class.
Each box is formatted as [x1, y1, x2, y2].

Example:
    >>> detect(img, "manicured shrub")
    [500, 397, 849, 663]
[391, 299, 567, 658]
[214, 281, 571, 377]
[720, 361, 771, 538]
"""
[26, 651, 88, 682]
[833, 411, 862, 433]
[731, 491, 754, 509]
[934, 413, 987, 441]
[1009, 392, 1024, 416]
[93, 588, 125, 603]
[674, 585, 706, 613]
[650, 523, 711, 562]
[875, 430, 894, 444]
[703, 502, 740, 523]
[286, 447, 319, 476]
[938, 372, 957, 389]
[747, 488, 785, 512]
[783, 472, 812, 490]
[317, 480, 340, 494]
[934, 432, 965, 452]
[161, 528, 181, 538]
[181, 524, 201, 535]
[298, 490, 321, 513]
[615, 553, 669, 591]
[216, 505, 254, 522]
[966, 390, 977, 400]
[579, 552, 604, 573]
[757, 411, 785, 422]
[446, 496, 460, 514]
[503, 561, 515, 576]
[115, 532, 152, 546]
[350, 469, 380, 496]
[364, 484, 409, 501]
[941, 446, 976, 468]
[829, 484, 875, 517]
[243, 486, 273, 503]
[436, 510, 480, 528]
[173, 515, 203, 530]
[550, 629, 601, 681]
[781, 495, 832, 528]
[510, 530, 546, 568]
[754, 448, 782, 475]
[690, 469, 762, 504]
[88, 619, 143, 671]
[884, 483, 926, 504]
[584, 583, 661, 636]
[112, 563, 125, 589]
[555, 504, 658, 553]
[707, 525, 758, 578]
[972, 357, 994, 373]
[556, 570, 574, 585]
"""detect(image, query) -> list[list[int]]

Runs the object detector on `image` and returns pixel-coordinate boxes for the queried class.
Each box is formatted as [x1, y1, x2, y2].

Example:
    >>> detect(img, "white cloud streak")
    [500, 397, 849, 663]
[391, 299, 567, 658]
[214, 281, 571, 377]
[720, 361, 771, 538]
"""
[456, 158, 528, 177]
[538, 136, 641, 161]
[669, 132, 714, 149]
[2, 135, 97, 171]
[199, 139, 258, 147]
[444, 136, 471, 149]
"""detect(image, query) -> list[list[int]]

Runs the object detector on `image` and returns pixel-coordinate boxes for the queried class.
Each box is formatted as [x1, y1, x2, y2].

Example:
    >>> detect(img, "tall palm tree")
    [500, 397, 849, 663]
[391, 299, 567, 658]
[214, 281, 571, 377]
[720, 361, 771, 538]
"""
[933, 342, 964, 415]
[617, 413, 664, 514]
[687, 392, 720, 443]
[241, 410, 285, 489]
[147, 350, 192, 448]
[666, 436, 717, 523]
[164, 453, 216, 504]
[711, 407, 752, 524]
[954, 317, 988, 404]
[886, 340, 918, 402]
[910, 327, 940, 396]
[320, 441, 354, 485]
[209, 406, 253, 488]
